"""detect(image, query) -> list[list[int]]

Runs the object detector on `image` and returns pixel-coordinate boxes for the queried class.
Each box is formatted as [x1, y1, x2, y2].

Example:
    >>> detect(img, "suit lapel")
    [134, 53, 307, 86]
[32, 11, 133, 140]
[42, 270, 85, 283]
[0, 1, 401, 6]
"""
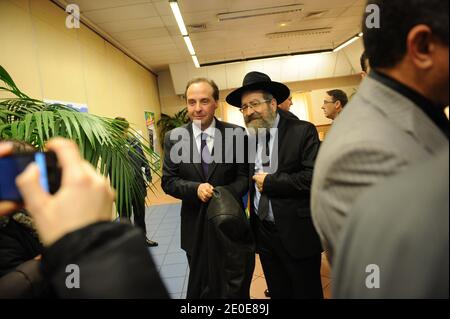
[206, 118, 222, 181]
[187, 122, 205, 180]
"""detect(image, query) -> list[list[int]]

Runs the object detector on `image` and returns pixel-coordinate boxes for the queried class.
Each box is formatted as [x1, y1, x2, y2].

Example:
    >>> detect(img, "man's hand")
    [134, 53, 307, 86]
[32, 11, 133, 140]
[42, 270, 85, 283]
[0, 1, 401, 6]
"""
[197, 183, 214, 203]
[15, 138, 115, 246]
[0, 142, 21, 216]
[253, 173, 269, 193]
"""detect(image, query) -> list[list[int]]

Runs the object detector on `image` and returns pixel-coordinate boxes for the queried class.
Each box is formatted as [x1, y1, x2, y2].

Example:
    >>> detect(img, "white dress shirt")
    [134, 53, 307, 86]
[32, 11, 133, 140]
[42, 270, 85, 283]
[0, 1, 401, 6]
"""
[192, 118, 216, 156]
[254, 114, 280, 222]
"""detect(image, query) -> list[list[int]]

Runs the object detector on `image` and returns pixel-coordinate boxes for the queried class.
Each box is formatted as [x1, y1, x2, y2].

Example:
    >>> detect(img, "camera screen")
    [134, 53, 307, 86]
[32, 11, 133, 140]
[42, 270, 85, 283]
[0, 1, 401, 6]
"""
[0, 152, 50, 201]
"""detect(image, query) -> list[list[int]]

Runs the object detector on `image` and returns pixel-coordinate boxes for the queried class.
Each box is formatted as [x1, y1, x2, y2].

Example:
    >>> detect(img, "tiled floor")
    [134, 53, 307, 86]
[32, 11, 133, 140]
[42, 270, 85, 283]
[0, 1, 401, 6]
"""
[145, 201, 333, 299]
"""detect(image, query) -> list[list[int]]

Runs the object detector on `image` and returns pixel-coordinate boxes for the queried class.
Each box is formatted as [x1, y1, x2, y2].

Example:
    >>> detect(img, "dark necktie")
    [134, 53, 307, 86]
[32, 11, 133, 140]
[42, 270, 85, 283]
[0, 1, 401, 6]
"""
[201, 133, 211, 179]
[257, 130, 271, 221]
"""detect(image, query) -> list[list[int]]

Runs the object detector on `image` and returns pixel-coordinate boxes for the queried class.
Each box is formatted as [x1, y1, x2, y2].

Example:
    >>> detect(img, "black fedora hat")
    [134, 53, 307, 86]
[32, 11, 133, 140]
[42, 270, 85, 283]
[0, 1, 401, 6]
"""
[226, 71, 290, 108]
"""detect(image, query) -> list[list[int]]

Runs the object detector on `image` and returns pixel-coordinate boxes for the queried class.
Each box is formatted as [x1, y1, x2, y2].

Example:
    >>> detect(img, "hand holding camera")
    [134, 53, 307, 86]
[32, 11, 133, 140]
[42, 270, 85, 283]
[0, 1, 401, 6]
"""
[0, 138, 115, 246]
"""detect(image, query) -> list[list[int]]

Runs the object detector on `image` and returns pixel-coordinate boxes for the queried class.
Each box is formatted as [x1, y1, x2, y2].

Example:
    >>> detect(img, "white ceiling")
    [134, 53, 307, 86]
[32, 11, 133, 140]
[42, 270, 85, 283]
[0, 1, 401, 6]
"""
[66, 0, 366, 72]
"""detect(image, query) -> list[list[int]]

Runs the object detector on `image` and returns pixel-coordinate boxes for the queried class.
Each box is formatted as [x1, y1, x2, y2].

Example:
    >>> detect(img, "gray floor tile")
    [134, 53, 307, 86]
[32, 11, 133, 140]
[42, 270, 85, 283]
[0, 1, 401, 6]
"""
[157, 223, 178, 230]
[164, 252, 187, 265]
[160, 263, 188, 278]
[151, 253, 166, 267]
[162, 276, 185, 294]
[149, 244, 169, 256]
[154, 228, 177, 237]
[152, 235, 173, 245]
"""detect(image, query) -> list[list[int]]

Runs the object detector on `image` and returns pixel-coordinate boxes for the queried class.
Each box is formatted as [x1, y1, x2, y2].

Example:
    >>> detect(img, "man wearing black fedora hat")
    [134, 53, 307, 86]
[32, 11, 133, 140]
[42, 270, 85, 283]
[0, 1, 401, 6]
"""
[226, 71, 323, 298]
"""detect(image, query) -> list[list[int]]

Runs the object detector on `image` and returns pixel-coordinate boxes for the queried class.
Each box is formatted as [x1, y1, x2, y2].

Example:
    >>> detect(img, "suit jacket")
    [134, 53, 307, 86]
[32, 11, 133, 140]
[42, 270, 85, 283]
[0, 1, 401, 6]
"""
[204, 186, 254, 298]
[333, 148, 448, 298]
[250, 109, 323, 259]
[161, 119, 249, 256]
[311, 75, 448, 263]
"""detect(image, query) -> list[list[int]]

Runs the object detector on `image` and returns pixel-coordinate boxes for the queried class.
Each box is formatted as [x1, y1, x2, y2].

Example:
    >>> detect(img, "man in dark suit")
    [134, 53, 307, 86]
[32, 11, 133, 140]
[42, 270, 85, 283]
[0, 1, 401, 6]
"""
[226, 71, 323, 298]
[161, 78, 250, 298]
[113, 117, 158, 247]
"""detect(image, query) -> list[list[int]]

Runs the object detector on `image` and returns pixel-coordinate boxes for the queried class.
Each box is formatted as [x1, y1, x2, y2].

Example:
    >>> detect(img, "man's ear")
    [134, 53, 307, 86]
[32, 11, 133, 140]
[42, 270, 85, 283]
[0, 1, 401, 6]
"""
[407, 25, 434, 70]
[335, 101, 342, 111]
[271, 98, 278, 111]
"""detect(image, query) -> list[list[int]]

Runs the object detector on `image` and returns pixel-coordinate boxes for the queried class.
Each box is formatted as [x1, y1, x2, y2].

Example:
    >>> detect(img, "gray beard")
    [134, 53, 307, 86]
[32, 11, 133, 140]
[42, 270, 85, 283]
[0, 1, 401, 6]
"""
[245, 112, 276, 131]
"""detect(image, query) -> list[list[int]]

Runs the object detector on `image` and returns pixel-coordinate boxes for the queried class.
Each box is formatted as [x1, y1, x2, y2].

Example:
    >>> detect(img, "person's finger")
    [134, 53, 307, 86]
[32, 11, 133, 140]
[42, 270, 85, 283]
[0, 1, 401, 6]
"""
[16, 163, 51, 212]
[0, 142, 13, 157]
[0, 202, 21, 216]
[45, 138, 83, 183]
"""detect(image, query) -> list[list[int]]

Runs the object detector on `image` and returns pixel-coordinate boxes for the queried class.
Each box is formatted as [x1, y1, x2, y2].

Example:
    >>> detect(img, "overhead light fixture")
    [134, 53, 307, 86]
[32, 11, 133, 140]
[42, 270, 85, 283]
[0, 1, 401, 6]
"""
[170, 1, 199, 68]
[217, 4, 304, 21]
[333, 32, 363, 52]
[169, 1, 188, 36]
[192, 55, 200, 68]
[200, 49, 333, 67]
[183, 36, 196, 55]
[267, 27, 332, 39]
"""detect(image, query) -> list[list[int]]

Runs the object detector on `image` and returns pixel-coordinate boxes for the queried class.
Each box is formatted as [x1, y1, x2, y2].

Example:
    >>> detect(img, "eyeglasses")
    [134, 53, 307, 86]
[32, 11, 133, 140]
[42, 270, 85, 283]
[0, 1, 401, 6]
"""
[323, 100, 335, 105]
[239, 99, 272, 113]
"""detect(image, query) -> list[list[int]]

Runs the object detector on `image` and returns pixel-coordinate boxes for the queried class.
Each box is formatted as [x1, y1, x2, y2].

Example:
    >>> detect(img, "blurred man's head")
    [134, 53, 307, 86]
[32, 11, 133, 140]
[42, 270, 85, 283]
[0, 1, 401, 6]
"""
[114, 117, 130, 135]
[322, 90, 348, 120]
[185, 78, 219, 130]
[363, 0, 449, 106]
[278, 95, 293, 112]
[360, 51, 371, 78]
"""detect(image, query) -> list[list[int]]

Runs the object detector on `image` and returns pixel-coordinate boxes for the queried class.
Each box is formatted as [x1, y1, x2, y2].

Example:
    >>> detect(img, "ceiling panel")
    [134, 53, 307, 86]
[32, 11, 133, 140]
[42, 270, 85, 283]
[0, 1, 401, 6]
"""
[82, 3, 158, 24]
[71, 0, 150, 12]
[71, 0, 366, 71]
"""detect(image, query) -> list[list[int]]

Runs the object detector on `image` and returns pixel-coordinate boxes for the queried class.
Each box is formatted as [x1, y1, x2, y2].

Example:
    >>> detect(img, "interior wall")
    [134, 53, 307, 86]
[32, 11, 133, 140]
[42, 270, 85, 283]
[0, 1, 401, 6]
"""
[0, 0, 162, 153]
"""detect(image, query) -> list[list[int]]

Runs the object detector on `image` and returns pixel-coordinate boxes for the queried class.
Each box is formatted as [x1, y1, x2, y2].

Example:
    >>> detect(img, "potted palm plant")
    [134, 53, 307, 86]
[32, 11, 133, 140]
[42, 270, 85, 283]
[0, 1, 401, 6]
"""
[0, 65, 160, 216]
[157, 108, 189, 150]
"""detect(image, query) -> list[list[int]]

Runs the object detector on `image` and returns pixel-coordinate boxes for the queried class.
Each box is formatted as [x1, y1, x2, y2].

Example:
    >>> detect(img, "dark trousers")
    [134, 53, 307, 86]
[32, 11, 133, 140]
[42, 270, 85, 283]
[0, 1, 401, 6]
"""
[254, 218, 323, 299]
[133, 195, 147, 236]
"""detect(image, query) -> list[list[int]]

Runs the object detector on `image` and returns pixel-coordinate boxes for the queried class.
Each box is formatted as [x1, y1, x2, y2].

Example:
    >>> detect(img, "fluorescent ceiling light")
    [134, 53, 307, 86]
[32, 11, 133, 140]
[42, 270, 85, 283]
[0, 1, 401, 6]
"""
[192, 55, 200, 68]
[169, 1, 188, 36]
[217, 4, 304, 21]
[333, 33, 363, 52]
[183, 36, 196, 56]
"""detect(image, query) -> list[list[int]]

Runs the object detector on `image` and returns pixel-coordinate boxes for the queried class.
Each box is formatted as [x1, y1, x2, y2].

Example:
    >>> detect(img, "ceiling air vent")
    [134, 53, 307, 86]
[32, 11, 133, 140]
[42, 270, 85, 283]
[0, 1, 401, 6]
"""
[304, 10, 328, 19]
[187, 23, 207, 32]
[217, 4, 304, 21]
[266, 27, 332, 39]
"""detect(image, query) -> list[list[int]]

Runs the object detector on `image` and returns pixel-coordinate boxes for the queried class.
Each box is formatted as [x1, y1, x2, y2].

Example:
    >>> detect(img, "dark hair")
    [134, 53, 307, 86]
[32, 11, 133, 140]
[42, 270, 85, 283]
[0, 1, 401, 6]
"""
[360, 51, 369, 73]
[185, 78, 219, 101]
[327, 90, 348, 108]
[363, 0, 449, 69]
[0, 139, 36, 152]
[113, 117, 130, 131]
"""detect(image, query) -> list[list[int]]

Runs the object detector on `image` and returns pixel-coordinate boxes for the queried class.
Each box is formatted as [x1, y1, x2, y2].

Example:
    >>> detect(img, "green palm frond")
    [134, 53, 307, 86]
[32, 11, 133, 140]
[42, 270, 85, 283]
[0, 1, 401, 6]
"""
[0, 65, 160, 216]
[157, 108, 189, 150]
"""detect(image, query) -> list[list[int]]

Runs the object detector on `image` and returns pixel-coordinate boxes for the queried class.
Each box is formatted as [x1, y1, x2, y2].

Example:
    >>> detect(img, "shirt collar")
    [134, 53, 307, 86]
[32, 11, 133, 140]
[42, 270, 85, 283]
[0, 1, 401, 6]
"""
[192, 118, 216, 139]
[370, 71, 449, 138]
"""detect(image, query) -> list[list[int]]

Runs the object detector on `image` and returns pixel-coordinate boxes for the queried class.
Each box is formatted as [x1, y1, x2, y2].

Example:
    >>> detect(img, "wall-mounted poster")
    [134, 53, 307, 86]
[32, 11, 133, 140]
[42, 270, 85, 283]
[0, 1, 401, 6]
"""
[144, 111, 157, 154]
[44, 99, 88, 113]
